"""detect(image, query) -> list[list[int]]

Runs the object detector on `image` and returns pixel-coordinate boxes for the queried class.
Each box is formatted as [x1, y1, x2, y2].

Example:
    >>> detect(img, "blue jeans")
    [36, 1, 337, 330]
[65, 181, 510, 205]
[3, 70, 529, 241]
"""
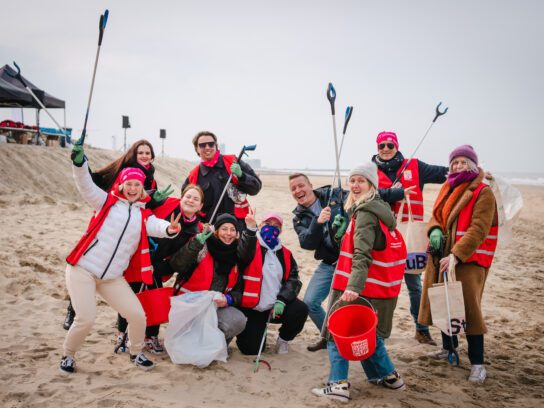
[327, 338, 395, 383]
[404, 273, 429, 332]
[303, 262, 335, 331]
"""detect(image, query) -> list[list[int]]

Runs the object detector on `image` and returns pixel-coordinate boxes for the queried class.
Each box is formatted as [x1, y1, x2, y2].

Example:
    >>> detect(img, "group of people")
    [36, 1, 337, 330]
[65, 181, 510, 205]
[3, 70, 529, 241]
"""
[59, 130, 498, 403]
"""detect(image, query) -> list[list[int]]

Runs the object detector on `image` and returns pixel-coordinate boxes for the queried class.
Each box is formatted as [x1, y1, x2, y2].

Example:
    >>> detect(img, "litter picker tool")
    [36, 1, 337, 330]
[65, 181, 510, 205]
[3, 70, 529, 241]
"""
[77, 9, 110, 145]
[392, 102, 448, 185]
[7, 62, 67, 135]
[253, 311, 272, 373]
[327, 104, 353, 208]
[208, 144, 257, 224]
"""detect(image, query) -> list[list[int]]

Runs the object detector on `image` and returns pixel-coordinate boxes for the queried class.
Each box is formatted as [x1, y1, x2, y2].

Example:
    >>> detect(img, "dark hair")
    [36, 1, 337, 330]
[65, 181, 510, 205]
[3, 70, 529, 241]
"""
[288, 173, 311, 184]
[181, 183, 204, 202]
[94, 139, 155, 190]
[192, 131, 217, 155]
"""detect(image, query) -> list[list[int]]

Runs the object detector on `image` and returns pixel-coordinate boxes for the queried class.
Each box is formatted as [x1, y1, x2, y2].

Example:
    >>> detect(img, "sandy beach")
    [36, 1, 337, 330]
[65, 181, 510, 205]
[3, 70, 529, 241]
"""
[0, 143, 543, 408]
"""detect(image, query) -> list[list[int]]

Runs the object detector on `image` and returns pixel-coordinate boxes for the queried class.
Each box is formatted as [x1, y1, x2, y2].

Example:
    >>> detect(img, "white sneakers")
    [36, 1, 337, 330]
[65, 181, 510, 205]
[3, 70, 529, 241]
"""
[275, 337, 289, 354]
[312, 381, 350, 403]
[469, 364, 487, 384]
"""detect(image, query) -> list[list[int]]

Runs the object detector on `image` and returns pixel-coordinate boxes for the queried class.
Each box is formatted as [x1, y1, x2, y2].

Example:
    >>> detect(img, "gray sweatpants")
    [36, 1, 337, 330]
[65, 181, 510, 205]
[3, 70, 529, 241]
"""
[217, 307, 247, 343]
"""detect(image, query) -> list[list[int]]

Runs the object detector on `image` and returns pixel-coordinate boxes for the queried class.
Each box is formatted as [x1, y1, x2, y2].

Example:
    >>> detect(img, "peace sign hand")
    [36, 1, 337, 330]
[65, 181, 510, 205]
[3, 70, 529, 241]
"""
[245, 206, 257, 230]
[167, 212, 182, 235]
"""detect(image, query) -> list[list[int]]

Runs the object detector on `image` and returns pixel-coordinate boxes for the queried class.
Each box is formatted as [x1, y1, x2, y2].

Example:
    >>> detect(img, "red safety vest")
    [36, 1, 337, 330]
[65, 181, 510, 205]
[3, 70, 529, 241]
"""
[240, 243, 292, 308]
[177, 250, 239, 294]
[332, 217, 407, 298]
[454, 183, 498, 268]
[188, 154, 250, 218]
[66, 188, 154, 283]
[378, 159, 424, 222]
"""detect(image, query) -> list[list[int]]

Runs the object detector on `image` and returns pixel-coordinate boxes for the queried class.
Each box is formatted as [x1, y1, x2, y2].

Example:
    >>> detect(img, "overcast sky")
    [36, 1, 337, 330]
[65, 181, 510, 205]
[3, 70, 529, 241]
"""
[2, 0, 543, 173]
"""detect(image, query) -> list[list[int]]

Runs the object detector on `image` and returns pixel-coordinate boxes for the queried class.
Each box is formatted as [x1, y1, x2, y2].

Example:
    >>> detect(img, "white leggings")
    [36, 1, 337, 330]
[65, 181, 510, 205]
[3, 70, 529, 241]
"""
[63, 265, 146, 357]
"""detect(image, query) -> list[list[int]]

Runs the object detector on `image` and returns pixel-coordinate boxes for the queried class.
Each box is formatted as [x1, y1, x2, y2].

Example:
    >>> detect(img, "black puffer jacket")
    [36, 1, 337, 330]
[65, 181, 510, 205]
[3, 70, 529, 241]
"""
[181, 156, 262, 223]
[169, 229, 257, 305]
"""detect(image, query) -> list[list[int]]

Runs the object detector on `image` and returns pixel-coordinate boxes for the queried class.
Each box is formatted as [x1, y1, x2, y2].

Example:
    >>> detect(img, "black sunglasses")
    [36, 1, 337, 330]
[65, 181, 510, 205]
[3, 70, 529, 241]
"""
[198, 141, 216, 149]
[378, 143, 396, 150]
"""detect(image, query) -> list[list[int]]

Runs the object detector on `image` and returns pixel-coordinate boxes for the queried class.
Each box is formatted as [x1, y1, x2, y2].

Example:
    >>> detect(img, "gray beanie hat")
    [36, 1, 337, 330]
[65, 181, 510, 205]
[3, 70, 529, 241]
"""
[348, 162, 378, 188]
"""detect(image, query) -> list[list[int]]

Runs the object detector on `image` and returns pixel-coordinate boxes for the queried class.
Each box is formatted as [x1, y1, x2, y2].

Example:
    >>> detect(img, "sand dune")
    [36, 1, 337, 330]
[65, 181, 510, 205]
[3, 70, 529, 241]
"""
[0, 143, 543, 407]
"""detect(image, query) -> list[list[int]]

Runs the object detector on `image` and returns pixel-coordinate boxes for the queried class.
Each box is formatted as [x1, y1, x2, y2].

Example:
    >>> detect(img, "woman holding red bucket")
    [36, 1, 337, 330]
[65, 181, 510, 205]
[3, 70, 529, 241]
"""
[169, 211, 258, 344]
[60, 142, 181, 375]
[116, 184, 206, 354]
[312, 162, 407, 403]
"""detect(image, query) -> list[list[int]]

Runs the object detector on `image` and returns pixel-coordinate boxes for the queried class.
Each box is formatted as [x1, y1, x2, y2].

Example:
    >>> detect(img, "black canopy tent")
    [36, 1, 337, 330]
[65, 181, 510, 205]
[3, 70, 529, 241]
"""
[0, 64, 67, 144]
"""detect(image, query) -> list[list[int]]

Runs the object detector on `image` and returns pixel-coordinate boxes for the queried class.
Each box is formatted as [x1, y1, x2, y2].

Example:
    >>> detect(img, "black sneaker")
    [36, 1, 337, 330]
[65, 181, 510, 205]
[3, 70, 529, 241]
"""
[59, 356, 76, 375]
[130, 352, 155, 371]
[307, 338, 327, 352]
[63, 302, 75, 331]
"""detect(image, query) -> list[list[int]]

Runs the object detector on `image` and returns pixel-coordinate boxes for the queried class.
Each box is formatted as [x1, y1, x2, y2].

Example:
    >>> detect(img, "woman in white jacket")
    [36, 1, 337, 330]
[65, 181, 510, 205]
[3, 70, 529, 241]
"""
[60, 143, 180, 374]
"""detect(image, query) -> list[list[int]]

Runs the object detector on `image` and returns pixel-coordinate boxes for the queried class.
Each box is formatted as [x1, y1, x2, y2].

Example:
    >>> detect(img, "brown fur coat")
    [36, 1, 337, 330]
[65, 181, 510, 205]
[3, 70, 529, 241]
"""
[418, 170, 497, 335]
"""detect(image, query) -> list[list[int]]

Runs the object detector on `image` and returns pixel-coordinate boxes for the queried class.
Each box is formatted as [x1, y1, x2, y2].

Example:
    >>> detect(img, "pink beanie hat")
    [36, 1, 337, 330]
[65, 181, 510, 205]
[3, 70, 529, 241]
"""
[376, 131, 399, 150]
[119, 167, 146, 184]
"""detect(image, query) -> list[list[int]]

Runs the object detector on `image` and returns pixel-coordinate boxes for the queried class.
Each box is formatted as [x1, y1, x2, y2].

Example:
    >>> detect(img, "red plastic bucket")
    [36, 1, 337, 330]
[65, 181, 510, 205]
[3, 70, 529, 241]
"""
[136, 287, 174, 326]
[328, 304, 378, 361]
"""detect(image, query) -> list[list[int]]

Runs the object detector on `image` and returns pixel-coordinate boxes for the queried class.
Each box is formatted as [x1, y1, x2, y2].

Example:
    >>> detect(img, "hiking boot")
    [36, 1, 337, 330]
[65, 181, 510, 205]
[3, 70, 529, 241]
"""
[307, 338, 327, 352]
[381, 371, 406, 391]
[415, 330, 437, 346]
[428, 348, 450, 360]
[311, 381, 350, 403]
[130, 352, 155, 371]
[275, 337, 289, 354]
[468, 364, 486, 384]
[145, 336, 164, 354]
[63, 303, 75, 331]
[115, 334, 128, 353]
[59, 356, 76, 375]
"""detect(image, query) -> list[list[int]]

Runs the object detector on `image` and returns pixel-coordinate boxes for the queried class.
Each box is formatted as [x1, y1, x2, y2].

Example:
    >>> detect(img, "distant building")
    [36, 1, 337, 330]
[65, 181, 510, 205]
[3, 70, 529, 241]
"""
[245, 158, 261, 169]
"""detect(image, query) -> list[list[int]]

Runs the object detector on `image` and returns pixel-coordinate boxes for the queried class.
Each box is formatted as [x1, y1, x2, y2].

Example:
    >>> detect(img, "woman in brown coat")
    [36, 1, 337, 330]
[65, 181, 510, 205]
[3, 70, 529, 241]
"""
[418, 145, 497, 384]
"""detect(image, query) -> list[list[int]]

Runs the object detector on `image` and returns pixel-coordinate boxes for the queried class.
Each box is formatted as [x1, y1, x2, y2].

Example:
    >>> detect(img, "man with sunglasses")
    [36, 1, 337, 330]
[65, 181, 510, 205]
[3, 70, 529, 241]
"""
[182, 131, 262, 227]
[372, 131, 448, 346]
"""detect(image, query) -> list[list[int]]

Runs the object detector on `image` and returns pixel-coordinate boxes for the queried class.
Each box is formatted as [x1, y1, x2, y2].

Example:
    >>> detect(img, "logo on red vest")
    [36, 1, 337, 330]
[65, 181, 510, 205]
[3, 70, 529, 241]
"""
[404, 170, 412, 181]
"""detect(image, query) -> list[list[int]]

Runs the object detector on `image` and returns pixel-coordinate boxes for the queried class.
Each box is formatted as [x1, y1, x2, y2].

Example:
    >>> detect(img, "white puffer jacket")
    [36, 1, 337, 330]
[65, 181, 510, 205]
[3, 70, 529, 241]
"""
[73, 162, 172, 280]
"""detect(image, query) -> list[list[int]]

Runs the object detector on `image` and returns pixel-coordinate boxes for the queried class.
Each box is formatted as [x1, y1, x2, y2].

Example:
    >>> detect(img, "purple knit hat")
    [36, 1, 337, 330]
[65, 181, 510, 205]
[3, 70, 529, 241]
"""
[449, 144, 478, 165]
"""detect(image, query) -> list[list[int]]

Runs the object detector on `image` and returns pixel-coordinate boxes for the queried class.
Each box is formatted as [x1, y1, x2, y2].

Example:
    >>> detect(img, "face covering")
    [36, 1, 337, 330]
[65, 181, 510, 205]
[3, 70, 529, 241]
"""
[447, 169, 479, 188]
[260, 225, 280, 249]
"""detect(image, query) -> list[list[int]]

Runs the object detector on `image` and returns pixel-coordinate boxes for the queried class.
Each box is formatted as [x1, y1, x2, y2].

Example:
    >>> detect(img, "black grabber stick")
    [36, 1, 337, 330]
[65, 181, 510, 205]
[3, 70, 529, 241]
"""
[77, 9, 109, 145]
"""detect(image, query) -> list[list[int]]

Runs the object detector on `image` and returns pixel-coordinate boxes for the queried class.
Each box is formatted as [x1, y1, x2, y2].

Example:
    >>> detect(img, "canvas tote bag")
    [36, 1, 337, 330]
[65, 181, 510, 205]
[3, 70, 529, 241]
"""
[396, 197, 429, 274]
[428, 254, 466, 336]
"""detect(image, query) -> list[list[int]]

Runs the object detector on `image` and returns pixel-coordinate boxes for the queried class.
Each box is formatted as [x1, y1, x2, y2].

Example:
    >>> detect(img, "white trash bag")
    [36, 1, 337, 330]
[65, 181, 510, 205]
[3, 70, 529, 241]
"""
[489, 176, 523, 247]
[165, 291, 227, 368]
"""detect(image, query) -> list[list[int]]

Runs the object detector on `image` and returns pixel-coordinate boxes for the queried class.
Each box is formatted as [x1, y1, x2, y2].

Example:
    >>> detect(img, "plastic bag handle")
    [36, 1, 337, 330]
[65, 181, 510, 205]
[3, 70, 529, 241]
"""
[396, 195, 414, 223]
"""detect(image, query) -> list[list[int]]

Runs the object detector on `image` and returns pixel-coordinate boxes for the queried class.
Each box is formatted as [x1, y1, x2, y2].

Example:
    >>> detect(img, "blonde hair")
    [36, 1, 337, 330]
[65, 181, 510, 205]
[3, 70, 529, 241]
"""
[344, 185, 377, 211]
[118, 183, 147, 200]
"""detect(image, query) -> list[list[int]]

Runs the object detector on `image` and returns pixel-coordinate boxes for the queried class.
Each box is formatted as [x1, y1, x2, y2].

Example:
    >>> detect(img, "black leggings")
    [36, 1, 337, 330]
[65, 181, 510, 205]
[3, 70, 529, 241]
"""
[441, 332, 484, 364]
[236, 298, 309, 355]
[117, 281, 160, 337]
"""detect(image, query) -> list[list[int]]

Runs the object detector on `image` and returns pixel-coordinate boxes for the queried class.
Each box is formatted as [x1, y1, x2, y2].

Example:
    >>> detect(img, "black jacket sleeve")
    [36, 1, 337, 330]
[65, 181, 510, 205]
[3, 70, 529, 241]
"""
[418, 160, 448, 187]
[237, 228, 257, 267]
[276, 252, 302, 304]
[293, 215, 325, 250]
[229, 271, 245, 306]
[169, 237, 203, 282]
[377, 187, 405, 205]
[236, 160, 262, 196]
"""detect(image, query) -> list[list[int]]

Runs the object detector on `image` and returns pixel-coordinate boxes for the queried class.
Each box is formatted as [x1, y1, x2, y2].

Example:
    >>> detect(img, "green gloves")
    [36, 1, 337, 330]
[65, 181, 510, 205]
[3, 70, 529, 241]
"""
[153, 184, 173, 202]
[230, 162, 243, 178]
[429, 228, 444, 252]
[71, 143, 85, 167]
[333, 214, 348, 240]
[273, 300, 285, 318]
[196, 226, 213, 245]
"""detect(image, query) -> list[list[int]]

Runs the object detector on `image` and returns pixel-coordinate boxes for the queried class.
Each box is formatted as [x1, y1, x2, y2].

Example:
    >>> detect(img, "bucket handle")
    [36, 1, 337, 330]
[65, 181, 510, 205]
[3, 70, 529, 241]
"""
[330, 294, 377, 315]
